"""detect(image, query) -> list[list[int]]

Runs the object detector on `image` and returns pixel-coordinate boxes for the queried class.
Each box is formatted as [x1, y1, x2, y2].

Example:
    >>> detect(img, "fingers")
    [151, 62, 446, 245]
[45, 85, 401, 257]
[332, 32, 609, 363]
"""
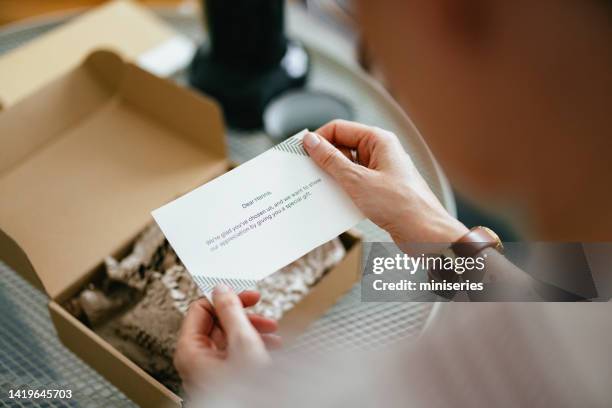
[337, 145, 355, 162]
[181, 292, 261, 340]
[210, 313, 278, 350]
[316, 120, 377, 166]
[303, 132, 364, 188]
[248, 314, 279, 333]
[212, 284, 269, 364]
[261, 334, 283, 350]
[316, 119, 376, 148]
[174, 299, 221, 390]
[211, 317, 280, 350]
[180, 297, 215, 339]
[175, 289, 275, 393]
[209, 290, 277, 350]
[210, 325, 226, 349]
[316, 120, 400, 167]
[182, 288, 278, 353]
[238, 290, 260, 308]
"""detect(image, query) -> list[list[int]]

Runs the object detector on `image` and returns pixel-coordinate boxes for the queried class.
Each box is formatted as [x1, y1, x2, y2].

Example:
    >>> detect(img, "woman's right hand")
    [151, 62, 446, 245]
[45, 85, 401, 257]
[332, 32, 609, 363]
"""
[302, 120, 468, 245]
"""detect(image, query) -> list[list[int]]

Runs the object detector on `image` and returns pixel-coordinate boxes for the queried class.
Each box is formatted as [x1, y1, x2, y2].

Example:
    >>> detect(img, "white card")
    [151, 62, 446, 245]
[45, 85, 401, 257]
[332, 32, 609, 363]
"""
[152, 130, 364, 293]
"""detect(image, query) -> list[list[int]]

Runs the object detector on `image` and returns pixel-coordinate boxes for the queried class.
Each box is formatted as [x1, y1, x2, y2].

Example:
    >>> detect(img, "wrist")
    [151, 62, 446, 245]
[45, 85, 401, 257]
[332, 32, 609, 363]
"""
[390, 213, 468, 244]
[431, 216, 470, 243]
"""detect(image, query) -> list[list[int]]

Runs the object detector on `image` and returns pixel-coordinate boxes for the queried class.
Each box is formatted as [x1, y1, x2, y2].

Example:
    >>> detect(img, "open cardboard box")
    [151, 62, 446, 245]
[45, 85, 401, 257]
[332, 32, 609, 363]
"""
[0, 50, 361, 407]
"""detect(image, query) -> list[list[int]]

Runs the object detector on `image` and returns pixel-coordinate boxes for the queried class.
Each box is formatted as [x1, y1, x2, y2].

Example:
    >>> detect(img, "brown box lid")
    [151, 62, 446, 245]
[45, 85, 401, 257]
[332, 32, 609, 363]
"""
[0, 49, 227, 299]
[0, 0, 186, 110]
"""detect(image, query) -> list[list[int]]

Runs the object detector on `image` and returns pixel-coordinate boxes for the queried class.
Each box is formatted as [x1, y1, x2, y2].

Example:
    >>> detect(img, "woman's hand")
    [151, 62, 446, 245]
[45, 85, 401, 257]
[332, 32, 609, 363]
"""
[174, 285, 281, 395]
[302, 120, 468, 245]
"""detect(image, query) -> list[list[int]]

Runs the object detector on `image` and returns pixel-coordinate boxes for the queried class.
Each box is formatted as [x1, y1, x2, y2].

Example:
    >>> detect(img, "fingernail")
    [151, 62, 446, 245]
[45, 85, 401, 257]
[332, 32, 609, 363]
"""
[303, 132, 320, 149]
[214, 283, 230, 294]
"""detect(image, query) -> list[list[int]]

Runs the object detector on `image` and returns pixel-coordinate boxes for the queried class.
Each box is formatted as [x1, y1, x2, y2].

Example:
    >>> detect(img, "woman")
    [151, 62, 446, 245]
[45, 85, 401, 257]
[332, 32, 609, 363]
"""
[175, 0, 612, 405]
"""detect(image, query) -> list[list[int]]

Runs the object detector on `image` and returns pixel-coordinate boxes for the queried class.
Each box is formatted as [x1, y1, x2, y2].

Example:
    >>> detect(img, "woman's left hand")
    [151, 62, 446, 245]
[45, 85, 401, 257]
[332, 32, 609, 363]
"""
[174, 285, 282, 395]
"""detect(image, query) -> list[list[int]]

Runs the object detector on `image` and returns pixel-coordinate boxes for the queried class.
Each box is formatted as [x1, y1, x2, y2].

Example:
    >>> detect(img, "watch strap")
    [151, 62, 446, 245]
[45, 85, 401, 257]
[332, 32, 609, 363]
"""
[451, 226, 503, 258]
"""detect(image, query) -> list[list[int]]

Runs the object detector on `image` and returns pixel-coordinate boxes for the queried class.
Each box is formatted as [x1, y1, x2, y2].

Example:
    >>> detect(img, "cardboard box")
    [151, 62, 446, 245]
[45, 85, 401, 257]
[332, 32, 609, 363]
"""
[0, 0, 195, 110]
[0, 50, 362, 407]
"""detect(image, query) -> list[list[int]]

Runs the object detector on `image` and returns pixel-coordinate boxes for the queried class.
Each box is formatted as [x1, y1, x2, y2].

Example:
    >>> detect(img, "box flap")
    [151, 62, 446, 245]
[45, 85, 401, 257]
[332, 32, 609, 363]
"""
[0, 50, 227, 299]
[0, 0, 185, 109]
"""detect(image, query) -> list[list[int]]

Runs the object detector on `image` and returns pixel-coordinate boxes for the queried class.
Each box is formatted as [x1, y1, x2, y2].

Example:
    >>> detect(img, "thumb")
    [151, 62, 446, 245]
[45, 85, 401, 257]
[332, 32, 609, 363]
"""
[302, 132, 359, 184]
[212, 285, 269, 365]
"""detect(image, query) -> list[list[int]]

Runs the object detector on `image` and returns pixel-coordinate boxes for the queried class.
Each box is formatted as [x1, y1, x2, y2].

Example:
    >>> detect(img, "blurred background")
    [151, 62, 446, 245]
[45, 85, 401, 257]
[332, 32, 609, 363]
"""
[1, 0, 352, 28]
[0, 1, 518, 406]
[0, 0, 516, 238]
[0, 0, 185, 24]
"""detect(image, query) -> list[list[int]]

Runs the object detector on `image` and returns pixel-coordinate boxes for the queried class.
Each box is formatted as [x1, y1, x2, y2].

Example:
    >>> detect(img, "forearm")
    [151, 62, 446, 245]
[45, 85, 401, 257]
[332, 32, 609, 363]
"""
[467, 248, 573, 301]
[476, 248, 541, 300]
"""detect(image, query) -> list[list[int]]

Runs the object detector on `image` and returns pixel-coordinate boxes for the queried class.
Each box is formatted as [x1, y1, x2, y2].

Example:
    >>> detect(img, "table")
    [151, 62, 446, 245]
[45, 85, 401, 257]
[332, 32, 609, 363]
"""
[0, 4, 453, 406]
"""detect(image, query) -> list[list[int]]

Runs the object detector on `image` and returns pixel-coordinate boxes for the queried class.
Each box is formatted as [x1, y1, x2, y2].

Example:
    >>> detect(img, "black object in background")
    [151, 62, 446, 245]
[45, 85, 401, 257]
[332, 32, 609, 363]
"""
[263, 90, 353, 142]
[189, 0, 310, 129]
